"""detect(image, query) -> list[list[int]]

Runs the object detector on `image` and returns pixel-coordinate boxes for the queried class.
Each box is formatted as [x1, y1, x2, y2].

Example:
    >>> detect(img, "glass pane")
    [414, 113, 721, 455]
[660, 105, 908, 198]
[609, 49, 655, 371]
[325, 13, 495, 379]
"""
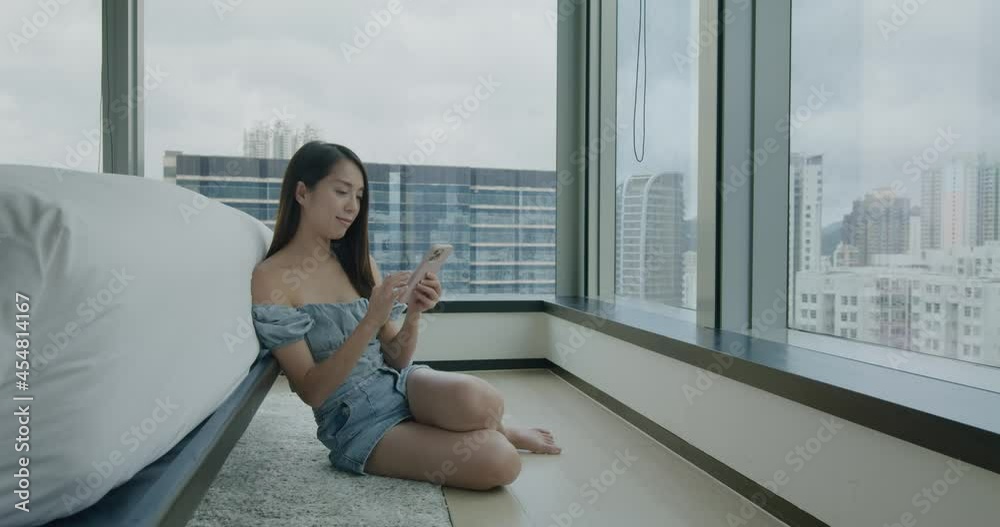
[789, 0, 999, 368]
[146, 1, 557, 297]
[0, 1, 101, 172]
[615, 0, 698, 312]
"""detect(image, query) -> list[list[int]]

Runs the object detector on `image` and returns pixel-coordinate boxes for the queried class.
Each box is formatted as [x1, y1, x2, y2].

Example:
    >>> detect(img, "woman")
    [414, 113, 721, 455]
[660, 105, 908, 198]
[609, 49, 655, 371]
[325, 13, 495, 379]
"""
[250, 142, 561, 490]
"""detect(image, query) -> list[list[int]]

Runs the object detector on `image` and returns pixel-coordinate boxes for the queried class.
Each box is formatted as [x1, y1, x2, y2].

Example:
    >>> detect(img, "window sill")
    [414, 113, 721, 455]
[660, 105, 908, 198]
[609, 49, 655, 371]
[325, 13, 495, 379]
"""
[428, 295, 1000, 476]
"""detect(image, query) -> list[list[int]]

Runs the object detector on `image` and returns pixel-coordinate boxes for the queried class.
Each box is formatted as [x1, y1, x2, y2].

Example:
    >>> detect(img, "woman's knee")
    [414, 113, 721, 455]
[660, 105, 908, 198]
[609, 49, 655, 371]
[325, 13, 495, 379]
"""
[468, 430, 521, 489]
[453, 378, 504, 429]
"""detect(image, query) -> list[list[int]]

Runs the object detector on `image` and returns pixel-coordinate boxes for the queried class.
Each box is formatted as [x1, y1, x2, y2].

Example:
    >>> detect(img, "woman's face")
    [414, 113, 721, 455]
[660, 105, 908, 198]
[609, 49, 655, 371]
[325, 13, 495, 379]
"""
[297, 160, 365, 240]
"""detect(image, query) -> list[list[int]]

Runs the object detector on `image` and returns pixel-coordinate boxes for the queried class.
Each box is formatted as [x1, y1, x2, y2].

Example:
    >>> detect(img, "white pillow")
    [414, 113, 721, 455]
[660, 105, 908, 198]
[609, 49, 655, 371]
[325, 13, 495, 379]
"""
[0, 164, 272, 527]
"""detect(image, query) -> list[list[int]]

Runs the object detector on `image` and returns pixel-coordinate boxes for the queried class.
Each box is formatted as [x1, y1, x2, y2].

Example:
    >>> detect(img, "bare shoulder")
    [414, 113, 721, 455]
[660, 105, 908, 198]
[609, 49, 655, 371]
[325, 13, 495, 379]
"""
[252, 253, 298, 306]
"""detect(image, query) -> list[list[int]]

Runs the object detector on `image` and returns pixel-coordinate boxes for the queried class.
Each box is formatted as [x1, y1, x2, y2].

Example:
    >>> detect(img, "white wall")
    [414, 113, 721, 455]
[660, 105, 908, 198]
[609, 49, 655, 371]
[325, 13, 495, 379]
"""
[420, 311, 1000, 526]
[415, 312, 549, 362]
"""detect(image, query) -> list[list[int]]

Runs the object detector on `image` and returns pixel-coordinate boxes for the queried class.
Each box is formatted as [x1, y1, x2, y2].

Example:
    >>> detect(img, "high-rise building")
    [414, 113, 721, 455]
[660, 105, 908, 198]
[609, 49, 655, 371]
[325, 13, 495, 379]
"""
[242, 121, 269, 159]
[615, 172, 686, 306]
[921, 169, 942, 251]
[841, 187, 910, 265]
[299, 123, 322, 147]
[270, 120, 297, 160]
[789, 154, 824, 273]
[789, 153, 823, 308]
[977, 162, 999, 246]
[682, 250, 697, 309]
[922, 155, 979, 250]
[165, 152, 556, 295]
[241, 121, 323, 159]
[909, 207, 922, 256]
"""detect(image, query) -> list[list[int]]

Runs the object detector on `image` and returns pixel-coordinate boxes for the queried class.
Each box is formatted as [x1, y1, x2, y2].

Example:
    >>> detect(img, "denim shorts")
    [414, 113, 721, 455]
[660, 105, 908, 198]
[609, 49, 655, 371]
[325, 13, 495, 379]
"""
[315, 363, 429, 474]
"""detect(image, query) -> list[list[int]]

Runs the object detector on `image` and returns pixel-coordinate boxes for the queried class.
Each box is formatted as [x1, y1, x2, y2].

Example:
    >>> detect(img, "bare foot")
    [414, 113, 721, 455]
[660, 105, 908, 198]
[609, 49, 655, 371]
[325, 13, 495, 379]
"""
[504, 426, 562, 454]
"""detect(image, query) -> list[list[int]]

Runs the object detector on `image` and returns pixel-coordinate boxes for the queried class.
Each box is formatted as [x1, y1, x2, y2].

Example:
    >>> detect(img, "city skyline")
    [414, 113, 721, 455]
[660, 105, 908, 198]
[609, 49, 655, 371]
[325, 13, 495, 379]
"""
[810, 151, 1000, 253]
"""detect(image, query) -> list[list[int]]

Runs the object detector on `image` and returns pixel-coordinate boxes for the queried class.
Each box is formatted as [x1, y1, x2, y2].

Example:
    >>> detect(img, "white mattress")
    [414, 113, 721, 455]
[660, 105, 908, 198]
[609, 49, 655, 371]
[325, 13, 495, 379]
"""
[0, 165, 272, 527]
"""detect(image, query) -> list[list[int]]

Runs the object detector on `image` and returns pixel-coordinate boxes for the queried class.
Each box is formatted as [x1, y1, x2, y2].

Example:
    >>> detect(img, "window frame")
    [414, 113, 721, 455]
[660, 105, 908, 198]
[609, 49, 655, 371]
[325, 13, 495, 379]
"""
[102, 0, 144, 176]
[102, 0, 999, 381]
[593, 0, 720, 326]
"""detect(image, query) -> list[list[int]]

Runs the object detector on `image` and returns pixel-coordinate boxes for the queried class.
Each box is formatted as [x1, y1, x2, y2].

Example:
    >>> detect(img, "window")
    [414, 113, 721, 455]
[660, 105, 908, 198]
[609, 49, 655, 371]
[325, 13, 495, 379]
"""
[146, 0, 557, 297]
[811, 294, 817, 303]
[0, 1, 101, 172]
[615, 0, 698, 311]
[787, 0, 999, 369]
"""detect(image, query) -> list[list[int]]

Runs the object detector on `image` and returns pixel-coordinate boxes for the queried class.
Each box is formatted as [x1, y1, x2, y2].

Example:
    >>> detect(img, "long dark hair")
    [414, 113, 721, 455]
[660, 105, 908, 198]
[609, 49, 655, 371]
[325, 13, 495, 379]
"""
[266, 141, 375, 298]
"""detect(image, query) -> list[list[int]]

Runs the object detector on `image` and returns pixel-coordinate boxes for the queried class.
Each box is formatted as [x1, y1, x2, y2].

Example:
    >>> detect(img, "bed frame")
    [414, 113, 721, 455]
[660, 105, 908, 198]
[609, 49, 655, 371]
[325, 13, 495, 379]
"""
[46, 355, 279, 526]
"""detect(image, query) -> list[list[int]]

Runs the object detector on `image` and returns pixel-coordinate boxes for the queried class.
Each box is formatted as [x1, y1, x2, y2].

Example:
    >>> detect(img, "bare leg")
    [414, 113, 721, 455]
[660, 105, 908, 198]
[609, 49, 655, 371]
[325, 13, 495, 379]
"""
[406, 368, 561, 454]
[364, 421, 521, 490]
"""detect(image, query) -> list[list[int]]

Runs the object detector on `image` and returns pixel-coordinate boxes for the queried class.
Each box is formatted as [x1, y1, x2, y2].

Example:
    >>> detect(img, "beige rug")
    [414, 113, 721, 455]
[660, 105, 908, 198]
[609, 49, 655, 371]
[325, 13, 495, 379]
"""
[187, 377, 452, 527]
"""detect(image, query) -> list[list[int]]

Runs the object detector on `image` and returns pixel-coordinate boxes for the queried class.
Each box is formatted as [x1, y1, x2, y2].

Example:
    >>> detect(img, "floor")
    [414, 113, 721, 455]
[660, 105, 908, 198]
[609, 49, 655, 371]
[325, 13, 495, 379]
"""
[445, 370, 787, 527]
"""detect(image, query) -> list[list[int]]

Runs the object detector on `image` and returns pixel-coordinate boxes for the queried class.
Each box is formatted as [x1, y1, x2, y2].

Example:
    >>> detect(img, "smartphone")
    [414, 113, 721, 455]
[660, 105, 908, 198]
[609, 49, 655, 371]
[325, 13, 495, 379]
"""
[400, 244, 453, 304]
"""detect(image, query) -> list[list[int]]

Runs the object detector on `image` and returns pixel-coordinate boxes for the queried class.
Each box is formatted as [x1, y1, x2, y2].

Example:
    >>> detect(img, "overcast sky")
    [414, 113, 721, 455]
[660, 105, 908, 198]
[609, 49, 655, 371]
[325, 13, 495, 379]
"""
[1, 0, 996, 226]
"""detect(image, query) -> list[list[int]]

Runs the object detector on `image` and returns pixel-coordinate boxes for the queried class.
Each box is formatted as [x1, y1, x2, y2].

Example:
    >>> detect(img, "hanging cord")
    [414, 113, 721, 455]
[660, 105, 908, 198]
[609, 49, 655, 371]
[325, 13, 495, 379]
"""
[632, 0, 646, 163]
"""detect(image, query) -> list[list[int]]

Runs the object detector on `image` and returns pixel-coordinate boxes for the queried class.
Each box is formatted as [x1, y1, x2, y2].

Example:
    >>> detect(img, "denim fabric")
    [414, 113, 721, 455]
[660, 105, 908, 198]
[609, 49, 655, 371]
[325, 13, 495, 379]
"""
[251, 298, 428, 474]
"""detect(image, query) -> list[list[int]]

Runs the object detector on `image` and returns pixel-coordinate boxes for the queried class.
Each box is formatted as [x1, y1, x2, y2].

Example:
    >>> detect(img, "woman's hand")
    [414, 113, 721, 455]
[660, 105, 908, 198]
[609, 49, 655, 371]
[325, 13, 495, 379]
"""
[408, 272, 442, 313]
[365, 271, 410, 327]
